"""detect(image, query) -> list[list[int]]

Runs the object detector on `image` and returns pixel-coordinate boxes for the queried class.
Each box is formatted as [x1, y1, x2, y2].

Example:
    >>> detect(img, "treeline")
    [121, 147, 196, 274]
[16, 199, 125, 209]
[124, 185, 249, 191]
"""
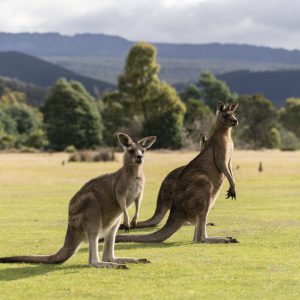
[0, 42, 299, 151]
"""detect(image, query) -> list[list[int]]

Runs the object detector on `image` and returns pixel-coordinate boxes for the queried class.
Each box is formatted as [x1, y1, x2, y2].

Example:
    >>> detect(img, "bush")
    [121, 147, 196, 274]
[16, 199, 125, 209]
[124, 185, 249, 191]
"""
[0, 134, 16, 150]
[68, 149, 115, 162]
[267, 127, 281, 149]
[64, 145, 77, 153]
[25, 129, 48, 149]
[19, 146, 39, 153]
[94, 149, 115, 162]
[280, 128, 300, 151]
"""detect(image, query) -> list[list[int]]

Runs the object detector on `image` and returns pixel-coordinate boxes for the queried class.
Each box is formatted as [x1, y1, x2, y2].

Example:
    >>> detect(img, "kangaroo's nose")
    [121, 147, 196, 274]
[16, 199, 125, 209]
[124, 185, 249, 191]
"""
[232, 120, 238, 126]
[137, 155, 143, 159]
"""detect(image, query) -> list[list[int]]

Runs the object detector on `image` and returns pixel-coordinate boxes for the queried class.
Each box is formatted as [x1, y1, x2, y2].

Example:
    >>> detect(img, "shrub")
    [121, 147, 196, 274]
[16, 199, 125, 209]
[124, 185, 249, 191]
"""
[64, 145, 77, 153]
[68, 149, 115, 162]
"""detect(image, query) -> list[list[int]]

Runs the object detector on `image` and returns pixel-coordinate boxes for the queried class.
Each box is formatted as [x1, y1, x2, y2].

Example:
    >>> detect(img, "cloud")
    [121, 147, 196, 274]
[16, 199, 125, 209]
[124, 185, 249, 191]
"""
[0, 0, 299, 49]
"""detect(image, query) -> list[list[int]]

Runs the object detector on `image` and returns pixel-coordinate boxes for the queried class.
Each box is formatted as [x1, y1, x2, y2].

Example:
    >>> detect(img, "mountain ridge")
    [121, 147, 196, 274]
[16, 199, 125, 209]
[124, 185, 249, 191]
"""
[1, 32, 300, 64]
[0, 51, 114, 99]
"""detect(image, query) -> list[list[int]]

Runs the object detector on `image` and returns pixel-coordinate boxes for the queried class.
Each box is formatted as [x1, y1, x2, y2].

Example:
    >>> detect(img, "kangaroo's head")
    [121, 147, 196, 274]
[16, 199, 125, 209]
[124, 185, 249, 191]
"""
[216, 101, 239, 128]
[118, 133, 157, 166]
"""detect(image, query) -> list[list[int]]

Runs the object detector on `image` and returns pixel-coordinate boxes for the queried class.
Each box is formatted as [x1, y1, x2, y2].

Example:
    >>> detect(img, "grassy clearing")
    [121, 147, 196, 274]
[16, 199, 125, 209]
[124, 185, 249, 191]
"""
[0, 150, 299, 300]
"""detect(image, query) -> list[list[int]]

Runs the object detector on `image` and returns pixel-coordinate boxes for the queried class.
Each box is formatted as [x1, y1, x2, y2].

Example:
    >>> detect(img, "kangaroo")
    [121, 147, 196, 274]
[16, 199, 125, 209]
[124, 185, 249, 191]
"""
[0, 133, 156, 268]
[115, 102, 239, 243]
[124, 133, 208, 229]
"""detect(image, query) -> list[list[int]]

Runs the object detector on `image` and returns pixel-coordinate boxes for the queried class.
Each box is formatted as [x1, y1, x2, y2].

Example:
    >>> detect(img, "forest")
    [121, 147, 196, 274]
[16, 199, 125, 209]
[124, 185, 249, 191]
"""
[0, 42, 299, 152]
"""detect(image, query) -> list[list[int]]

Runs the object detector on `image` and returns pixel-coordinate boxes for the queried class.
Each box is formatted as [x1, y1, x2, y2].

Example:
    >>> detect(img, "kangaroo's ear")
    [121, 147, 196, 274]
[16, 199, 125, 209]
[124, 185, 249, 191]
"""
[228, 102, 239, 112]
[217, 101, 226, 112]
[118, 133, 133, 148]
[138, 136, 157, 149]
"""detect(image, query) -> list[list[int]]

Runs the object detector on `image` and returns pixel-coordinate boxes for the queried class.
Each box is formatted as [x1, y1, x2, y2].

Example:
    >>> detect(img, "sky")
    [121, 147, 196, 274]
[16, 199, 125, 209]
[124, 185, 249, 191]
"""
[0, 0, 299, 50]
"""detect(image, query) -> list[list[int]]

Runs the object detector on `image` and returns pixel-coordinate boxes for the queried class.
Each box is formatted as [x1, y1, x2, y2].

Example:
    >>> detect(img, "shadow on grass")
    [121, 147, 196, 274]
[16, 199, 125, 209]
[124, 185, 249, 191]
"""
[77, 240, 191, 255]
[0, 264, 89, 282]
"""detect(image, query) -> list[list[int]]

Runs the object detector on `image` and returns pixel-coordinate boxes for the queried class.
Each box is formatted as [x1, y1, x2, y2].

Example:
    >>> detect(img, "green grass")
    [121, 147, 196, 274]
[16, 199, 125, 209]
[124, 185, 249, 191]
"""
[0, 150, 299, 300]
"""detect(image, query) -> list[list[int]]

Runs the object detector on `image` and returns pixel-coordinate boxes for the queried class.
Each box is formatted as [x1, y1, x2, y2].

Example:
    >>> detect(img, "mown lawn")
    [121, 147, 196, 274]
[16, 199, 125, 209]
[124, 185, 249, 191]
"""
[0, 150, 299, 300]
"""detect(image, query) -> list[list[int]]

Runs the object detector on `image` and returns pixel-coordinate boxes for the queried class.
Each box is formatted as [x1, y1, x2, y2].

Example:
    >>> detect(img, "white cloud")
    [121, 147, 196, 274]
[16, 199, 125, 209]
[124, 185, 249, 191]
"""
[0, 0, 299, 49]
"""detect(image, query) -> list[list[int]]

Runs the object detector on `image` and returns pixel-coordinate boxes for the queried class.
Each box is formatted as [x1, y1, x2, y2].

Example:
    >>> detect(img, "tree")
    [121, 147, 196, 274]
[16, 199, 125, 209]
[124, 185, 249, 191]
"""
[200, 71, 237, 110]
[179, 84, 201, 102]
[101, 42, 186, 148]
[118, 42, 160, 120]
[43, 78, 103, 150]
[99, 91, 138, 146]
[235, 94, 279, 149]
[279, 128, 299, 150]
[0, 89, 46, 149]
[184, 98, 214, 146]
[280, 98, 300, 138]
[268, 127, 281, 149]
[142, 83, 186, 149]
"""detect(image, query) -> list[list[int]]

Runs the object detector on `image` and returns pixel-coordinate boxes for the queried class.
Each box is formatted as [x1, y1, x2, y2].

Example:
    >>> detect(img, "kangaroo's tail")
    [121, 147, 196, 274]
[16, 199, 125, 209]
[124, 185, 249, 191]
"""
[134, 188, 170, 229]
[115, 206, 186, 243]
[0, 225, 81, 264]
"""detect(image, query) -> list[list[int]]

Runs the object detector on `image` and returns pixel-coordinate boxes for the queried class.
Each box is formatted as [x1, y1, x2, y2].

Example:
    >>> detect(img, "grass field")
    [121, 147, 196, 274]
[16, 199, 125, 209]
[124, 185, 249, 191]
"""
[0, 150, 299, 300]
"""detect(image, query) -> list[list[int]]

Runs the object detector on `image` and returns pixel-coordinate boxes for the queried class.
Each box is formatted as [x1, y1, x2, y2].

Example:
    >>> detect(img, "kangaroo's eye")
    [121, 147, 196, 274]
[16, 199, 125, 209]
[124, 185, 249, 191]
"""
[128, 149, 134, 154]
[141, 149, 145, 154]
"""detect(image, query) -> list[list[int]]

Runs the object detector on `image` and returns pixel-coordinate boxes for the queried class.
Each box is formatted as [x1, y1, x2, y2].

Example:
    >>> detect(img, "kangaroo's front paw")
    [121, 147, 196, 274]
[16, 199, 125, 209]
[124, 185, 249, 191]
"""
[226, 187, 236, 200]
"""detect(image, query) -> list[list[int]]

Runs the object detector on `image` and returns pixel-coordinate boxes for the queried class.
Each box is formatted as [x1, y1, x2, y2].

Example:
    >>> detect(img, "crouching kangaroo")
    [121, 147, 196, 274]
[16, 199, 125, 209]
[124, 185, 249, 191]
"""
[0, 133, 156, 269]
[116, 102, 239, 244]
[126, 133, 208, 229]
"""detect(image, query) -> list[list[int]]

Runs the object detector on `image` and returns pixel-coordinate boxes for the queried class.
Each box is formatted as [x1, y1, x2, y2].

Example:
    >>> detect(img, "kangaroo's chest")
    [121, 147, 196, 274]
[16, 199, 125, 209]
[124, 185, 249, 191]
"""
[126, 177, 144, 205]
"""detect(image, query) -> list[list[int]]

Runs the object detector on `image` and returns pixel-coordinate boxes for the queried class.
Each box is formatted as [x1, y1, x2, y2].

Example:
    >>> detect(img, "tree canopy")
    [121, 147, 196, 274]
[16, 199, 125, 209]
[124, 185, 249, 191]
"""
[200, 71, 237, 110]
[101, 42, 186, 148]
[235, 94, 279, 149]
[280, 98, 300, 138]
[43, 78, 103, 150]
[0, 89, 45, 149]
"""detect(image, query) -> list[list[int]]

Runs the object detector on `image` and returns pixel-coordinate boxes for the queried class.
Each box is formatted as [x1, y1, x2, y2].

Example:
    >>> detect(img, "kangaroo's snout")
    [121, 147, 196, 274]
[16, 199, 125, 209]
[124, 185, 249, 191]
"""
[136, 155, 143, 164]
[232, 119, 238, 126]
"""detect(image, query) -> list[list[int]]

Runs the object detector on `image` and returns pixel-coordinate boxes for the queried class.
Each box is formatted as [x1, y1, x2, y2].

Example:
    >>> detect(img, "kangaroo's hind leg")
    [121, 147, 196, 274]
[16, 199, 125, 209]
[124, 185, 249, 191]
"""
[102, 220, 150, 264]
[193, 201, 238, 243]
[88, 232, 127, 269]
[188, 177, 238, 243]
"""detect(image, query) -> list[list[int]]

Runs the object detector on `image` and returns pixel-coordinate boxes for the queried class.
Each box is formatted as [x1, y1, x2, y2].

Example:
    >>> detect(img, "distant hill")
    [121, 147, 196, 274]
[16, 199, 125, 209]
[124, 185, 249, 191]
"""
[2, 33, 300, 85]
[2, 33, 300, 63]
[218, 70, 300, 107]
[0, 76, 48, 106]
[174, 69, 300, 107]
[0, 33, 132, 57]
[1, 34, 300, 107]
[0, 51, 114, 100]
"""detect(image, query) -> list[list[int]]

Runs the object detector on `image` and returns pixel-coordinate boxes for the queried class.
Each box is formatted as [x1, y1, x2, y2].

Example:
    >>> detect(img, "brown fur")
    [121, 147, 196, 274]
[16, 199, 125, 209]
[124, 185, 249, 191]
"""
[115, 102, 239, 243]
[130, 134, 208, 229]
[0, 133, 156, 268]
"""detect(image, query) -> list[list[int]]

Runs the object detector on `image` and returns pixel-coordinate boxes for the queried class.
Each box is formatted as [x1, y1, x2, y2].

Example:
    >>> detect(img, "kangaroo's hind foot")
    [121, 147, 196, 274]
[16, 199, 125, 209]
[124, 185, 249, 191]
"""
[90, 261, 128, 269]
[109, 258, 151, 264]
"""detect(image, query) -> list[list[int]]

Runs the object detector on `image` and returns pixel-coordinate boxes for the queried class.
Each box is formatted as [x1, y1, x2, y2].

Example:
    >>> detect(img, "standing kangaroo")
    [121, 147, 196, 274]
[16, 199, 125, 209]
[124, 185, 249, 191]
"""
[0, 133, 156, 268]
[126, 133, 208, 229]
[116, 102, 239, 243]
